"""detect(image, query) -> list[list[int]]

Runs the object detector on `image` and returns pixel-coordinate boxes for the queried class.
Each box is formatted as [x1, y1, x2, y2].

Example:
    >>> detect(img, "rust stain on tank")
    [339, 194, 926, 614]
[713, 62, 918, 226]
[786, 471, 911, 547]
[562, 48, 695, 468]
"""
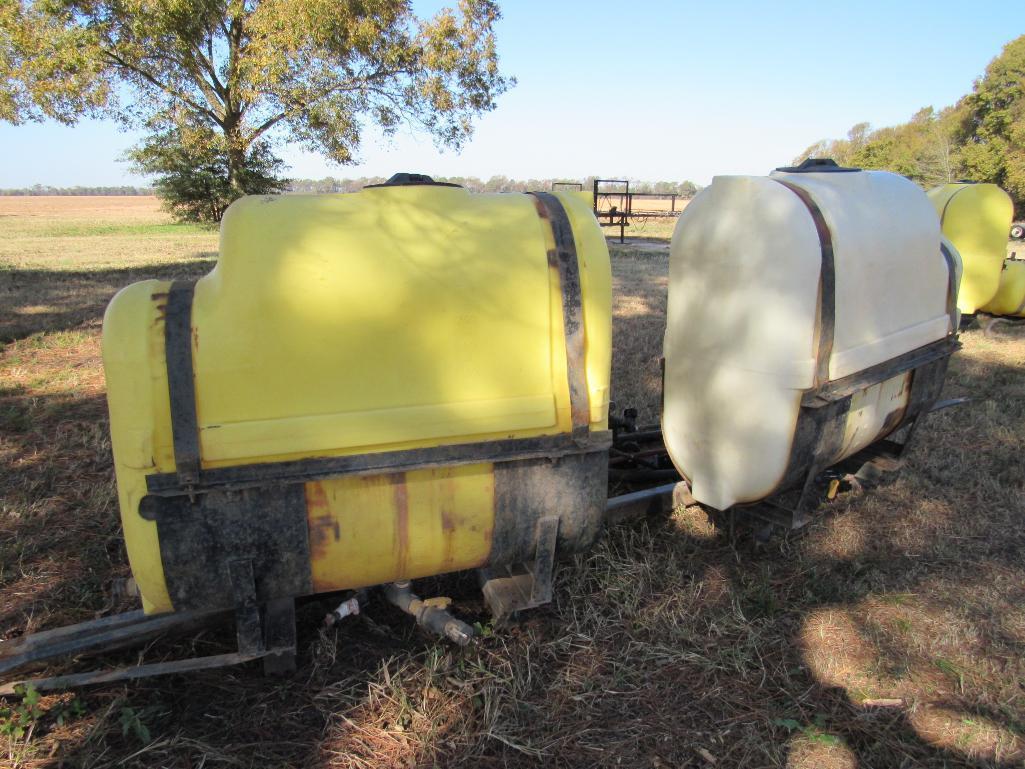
[305, 481, 340, 562]
[439, 471, 458, 568]
[879, 404, 908, 437]
[878, 375, 911, 439]
[440, 506, 456, 533]
[483, 469, 498, 563]
[392, 473, 410, 579]
[306, 481, 329, 511]
[151, 292, 169, 323]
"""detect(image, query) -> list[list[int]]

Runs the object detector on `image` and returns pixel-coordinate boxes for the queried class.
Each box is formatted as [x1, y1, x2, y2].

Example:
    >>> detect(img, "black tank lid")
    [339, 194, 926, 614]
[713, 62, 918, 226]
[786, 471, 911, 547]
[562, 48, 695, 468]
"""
[774, 158, 861, 173]
[364, 173, 462, 188]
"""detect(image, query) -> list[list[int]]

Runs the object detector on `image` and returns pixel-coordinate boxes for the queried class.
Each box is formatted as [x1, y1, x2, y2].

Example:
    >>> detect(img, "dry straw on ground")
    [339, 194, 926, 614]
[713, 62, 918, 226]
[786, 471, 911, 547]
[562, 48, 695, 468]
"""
[1, 198, 1024, 768]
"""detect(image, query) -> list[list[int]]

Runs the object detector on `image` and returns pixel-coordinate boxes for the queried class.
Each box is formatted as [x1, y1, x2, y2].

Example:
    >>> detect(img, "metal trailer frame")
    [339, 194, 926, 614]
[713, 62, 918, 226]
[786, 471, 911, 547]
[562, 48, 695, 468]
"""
[593, 178, 630, 242]
[0, 484, 673, 696]
[592, 179, 690, 243]
[0, 377, 964, 696]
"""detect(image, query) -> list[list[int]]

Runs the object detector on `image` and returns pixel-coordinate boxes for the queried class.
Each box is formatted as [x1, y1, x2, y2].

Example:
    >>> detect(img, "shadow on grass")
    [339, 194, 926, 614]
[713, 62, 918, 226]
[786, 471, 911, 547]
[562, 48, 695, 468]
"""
[609, 249, 669, 427]
[0, 390, 125, 640]
[2, 255, 1024, 767]
[0, 258, 216, 344]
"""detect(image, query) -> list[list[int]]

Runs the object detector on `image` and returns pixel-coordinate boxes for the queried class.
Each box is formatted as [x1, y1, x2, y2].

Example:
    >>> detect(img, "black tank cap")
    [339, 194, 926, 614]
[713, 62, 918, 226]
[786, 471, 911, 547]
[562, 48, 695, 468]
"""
[364, 173, 462, 188]
[774, 158, 861, 173]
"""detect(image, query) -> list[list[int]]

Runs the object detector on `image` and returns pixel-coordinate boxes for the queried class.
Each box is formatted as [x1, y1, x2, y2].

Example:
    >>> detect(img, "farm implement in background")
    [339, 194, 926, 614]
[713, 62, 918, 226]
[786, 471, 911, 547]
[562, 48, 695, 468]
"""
[592, 179, 690, 242]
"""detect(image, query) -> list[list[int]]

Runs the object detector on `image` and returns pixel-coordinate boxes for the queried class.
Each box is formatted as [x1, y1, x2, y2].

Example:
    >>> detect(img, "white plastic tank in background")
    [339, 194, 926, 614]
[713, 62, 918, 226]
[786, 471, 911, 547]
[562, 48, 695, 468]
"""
[662, 162, 957, 511]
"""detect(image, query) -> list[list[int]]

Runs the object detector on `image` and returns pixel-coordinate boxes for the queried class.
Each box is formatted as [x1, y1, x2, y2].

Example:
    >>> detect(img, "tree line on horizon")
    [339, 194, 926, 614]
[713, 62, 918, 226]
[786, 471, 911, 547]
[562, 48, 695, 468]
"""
[796, 35, 1025, 215]
[1, 176, 701, 198]
[0, 185, 154, 196]
[288, 176, 701, 196]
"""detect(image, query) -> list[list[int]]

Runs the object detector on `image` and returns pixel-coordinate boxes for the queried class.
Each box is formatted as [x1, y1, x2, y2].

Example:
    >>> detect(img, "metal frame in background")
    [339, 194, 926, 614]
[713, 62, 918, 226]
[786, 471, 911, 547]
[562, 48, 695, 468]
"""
[593, 178, 630, 242]
[592, 179, 690, 243]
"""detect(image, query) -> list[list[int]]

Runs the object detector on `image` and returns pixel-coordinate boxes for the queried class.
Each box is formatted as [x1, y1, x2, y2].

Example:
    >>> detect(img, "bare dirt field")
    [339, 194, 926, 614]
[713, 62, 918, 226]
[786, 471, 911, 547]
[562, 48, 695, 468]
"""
[1, 197, 1024, 768]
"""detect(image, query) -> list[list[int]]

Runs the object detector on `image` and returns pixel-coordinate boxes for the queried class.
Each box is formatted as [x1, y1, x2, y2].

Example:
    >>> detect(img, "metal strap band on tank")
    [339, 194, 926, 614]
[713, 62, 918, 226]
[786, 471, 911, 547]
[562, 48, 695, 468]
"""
[939, 241, 960, 331]
[938, 185, 968, 225]
[802, 336, 958, 407]
[772, 179, 836, 386]
[164, 280, 201, 489]
[144, 429, 613, 496]
[528, 191, 591, 436]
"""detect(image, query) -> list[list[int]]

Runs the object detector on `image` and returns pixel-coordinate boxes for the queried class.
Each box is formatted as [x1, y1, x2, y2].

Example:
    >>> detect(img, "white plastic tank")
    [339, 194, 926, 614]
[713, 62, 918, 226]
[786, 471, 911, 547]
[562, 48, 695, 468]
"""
[663, 159, 959, 511]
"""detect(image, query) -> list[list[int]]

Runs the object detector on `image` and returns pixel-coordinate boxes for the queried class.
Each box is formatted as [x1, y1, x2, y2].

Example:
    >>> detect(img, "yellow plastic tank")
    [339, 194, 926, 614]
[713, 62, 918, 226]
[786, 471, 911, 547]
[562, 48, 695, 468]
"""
[928, 182, 1013, 313]
[981, 257, 1025, 317]
[103, 178, 612, 615]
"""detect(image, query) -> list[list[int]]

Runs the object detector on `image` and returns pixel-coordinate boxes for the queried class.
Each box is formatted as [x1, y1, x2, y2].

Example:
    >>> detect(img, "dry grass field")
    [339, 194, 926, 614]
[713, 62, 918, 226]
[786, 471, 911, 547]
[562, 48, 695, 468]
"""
[0, 197, 217, 343]
[594, 196, 689, 219]
[1, 197, 1024, 768]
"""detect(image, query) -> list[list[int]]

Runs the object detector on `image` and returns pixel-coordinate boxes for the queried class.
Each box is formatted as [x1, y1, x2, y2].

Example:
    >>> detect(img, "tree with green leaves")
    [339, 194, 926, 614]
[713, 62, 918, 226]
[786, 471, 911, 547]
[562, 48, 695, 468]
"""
[795, 108, 959, 188]
[956, 34, 1025, 212]
[796, 122, 872, 169]
[2, 0, 512, 219]
[860, 107, 959, 187]
[795, 35, 1025, 214]
[127, 115, 287, 222]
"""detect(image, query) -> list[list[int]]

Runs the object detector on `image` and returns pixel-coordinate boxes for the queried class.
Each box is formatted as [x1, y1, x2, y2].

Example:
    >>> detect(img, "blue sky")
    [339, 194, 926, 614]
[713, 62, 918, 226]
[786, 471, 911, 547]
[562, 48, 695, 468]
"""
[0, 0, 1018, 187]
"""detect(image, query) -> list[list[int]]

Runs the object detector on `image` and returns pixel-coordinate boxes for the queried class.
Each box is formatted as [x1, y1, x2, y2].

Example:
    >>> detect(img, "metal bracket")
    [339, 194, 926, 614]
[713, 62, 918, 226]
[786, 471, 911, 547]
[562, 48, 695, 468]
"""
[529, 515, 559, 605]
[229, 559, 264, 656]
[479, 515, 560, 622]
[0, 561, 299, 694]
[140, 484, 313, 612]
[227, 561, 297, 674]
[261, 597, 297, 675]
